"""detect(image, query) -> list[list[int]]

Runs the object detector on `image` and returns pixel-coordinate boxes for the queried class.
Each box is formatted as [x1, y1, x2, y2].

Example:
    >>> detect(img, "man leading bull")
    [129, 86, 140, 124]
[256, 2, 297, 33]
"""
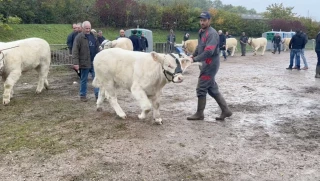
[186, 12, 232, 121]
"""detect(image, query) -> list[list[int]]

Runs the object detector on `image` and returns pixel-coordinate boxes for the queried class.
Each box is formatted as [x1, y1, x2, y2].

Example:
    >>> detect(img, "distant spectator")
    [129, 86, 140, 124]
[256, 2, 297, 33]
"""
[116, 29, 126, 39]
[66, 23, 78, 54]
[225, 31, 231, 56]
[314, 31, 320, 78]
[140, 32, 148, 52]
[182, 32, 189, 48]
[300, 30, 309, 70]
[129, 30, 141, 51]
[167, 29, 176, 53]
[97, 30, 106, 44]
[218, 30, 227, 61]
[239, 32, 248, 56]
[272, 33, 282, 54]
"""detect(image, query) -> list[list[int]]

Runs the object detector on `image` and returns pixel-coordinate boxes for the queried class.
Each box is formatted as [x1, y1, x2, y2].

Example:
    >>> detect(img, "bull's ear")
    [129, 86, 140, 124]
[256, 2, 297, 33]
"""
[151, 51, 160, 62]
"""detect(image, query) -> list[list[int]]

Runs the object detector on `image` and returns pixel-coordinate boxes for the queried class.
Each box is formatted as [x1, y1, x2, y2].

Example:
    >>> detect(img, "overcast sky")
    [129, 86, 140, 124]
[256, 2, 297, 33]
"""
[221, 0, 319, 21]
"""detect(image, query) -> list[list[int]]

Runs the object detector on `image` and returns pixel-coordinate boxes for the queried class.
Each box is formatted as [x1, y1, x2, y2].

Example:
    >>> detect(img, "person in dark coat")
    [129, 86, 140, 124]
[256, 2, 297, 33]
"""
[97, 30, 106, 45]
[315, 31, 320, 78]
[140, 32, 148, 52]
[129, 30, 141, 51]
[272, 33, 282, 54]
[218, 30, 227, 61]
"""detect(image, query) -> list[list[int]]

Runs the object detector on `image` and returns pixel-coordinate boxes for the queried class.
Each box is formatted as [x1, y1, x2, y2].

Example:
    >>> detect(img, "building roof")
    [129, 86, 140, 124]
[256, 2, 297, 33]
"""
[241, 14, 267, 20]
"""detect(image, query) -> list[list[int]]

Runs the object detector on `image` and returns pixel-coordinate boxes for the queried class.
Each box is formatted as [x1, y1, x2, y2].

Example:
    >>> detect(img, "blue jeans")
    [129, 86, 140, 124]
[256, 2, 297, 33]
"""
[300, 49, 308, 67]
[220, 50, 227, 59]
[80, 66, 99, 98]
[289, 49, 301, 68]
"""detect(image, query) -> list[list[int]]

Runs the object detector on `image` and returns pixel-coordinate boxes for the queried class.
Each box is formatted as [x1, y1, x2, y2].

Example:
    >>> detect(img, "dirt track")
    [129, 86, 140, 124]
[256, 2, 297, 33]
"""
[0, 50, 319, 181]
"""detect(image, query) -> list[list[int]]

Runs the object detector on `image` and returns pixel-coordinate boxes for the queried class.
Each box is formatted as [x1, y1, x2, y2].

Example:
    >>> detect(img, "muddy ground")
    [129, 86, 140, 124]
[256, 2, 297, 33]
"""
[0, 50, 319, 181]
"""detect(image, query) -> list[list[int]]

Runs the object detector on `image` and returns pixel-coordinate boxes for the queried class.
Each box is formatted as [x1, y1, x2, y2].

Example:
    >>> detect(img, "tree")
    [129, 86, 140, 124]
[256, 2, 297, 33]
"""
[263, 3, 296, 20]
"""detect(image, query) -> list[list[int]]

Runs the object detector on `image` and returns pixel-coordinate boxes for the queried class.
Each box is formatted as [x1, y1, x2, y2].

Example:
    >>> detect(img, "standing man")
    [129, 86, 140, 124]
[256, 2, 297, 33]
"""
[140, 32, 148, 52]
[272, 33, 282, 54]
[66, 23, 78, 55]
[116, 29, 126, 39]
[72, 21, 100, 102]
[186, 12, 232, 121]
[129, 30, 141, 51]
[225, 31, 231, 56]
[315, 31, 320, 78]
[300, 31, 309, 70]
[240, 32, 248, 56]
[218, 30, 227, 61]
[97, 30, 106, 44]
[167, 29, 176, 53]
[286, 30, 305, 70]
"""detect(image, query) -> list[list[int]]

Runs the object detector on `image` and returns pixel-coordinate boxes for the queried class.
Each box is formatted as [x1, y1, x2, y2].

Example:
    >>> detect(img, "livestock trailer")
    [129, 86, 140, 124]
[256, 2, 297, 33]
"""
[124, 28, 153, 52]
[262, 31, 296, 51]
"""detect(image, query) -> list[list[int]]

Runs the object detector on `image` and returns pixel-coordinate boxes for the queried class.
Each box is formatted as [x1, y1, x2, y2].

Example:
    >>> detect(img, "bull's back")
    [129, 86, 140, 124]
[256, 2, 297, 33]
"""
[226, 38, 237, 47]
[4, 38, 51, 71]
[94, 48, 140, 89]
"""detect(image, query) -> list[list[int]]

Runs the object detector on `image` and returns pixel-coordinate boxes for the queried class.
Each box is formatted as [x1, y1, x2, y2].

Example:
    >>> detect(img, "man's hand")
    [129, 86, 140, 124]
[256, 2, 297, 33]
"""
[189, 55, 194, 63]
[73, 65, 79, 71]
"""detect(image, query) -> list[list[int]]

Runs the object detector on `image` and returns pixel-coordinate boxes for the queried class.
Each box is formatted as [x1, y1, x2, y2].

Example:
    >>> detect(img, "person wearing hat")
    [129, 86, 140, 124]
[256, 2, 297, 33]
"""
[186, 11, 232, 121]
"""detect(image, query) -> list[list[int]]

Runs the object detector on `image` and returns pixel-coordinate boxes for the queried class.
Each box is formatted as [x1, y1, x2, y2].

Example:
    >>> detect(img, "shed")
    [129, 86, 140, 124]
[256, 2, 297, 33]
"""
[125, 28, 153, 52]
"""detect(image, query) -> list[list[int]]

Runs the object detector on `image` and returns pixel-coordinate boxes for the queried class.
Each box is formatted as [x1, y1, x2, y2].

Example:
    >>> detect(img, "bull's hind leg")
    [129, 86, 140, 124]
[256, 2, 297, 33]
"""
[131, 83, 152, 120]
[231, 46, 236, 56]
[104, 81, 127, 119]
[3, 71, 21, 105]
[261, 45, 266, 55]
[150, 94, 162, 125]
[35, 63, 50, 93]
[96, 87, 106, 112]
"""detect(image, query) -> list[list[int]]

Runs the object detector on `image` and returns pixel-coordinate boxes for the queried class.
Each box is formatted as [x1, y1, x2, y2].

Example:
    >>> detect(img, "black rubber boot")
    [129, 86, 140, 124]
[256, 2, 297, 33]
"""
[315, 66, 320, 78]
[212, 93, 232, 121]
[187, 97, 206, 120]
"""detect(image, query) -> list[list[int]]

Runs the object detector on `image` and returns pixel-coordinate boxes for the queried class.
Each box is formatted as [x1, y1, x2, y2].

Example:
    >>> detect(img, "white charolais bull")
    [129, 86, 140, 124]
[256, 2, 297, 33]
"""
[0, 38, 51, 105]
[282, 38, 291, 51]
[226, 38, 237, 56]
[92, 48, 184, 125]
[247, 37, 267, 56]
[100, 37, 133, 51]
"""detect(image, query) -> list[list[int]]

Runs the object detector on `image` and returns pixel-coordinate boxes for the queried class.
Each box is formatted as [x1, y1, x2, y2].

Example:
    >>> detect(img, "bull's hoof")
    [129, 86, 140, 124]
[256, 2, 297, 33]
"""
[154, 118, 163, 125]
[119, 114, 127, 119]
[97, 107, 103, 112]
[3, 99, 10, 106]
[35, 90, 42, 94]
[138, 114, 145, 120]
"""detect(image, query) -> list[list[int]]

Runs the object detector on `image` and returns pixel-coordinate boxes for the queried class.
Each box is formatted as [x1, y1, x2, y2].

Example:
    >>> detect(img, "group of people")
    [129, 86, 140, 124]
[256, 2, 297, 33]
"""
[286, 30, 310, 70]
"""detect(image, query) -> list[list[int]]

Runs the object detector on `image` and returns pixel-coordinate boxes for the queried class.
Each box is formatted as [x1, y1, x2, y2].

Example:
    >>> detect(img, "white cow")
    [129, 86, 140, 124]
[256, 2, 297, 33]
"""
[0, 38, 51, 105]
[282, 38, 291, 51]
[183, 39, 198, 55]
[92, 48, 184, 125]
[247, 37, 267, 55]
[226, 38, 238, 56]
[100, 37, 133, 51]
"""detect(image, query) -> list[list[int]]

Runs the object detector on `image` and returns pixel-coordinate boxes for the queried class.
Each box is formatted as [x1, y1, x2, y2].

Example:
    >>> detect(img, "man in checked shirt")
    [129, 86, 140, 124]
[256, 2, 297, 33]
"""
[187, 12, 232, 121]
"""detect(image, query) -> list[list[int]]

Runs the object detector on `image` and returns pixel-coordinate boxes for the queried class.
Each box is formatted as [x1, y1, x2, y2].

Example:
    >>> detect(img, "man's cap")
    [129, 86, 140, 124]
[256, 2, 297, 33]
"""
[198, 12, 211, 19]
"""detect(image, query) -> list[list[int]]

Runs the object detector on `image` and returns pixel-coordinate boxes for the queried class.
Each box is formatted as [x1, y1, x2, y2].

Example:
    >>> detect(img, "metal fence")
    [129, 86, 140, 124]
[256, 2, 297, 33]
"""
[50, 44, 71, 66]
[50, 43, 175, 66]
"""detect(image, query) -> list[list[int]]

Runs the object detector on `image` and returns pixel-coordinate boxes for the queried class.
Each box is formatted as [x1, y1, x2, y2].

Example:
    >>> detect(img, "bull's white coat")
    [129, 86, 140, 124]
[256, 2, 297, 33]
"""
[248, 37, 267, 55]
[282, 38, 291, 51]
[0, 38, 51, 105]
[183, 39, 198, 55]
[226, 38, 238, 56]
[100, 37, 133, 51]
[92, 48, 183, 124]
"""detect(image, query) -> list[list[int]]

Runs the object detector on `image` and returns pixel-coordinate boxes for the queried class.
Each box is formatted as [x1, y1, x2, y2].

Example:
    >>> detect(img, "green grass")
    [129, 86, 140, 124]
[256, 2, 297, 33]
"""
[0, 24, 199, 44]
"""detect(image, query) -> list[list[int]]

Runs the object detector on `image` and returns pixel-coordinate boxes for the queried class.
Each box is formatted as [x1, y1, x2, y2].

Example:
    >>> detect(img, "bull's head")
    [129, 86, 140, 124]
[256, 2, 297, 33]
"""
[99, 39, 113, 50]
[247, 37, 253, 46]
[151, 52, 183, 83]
